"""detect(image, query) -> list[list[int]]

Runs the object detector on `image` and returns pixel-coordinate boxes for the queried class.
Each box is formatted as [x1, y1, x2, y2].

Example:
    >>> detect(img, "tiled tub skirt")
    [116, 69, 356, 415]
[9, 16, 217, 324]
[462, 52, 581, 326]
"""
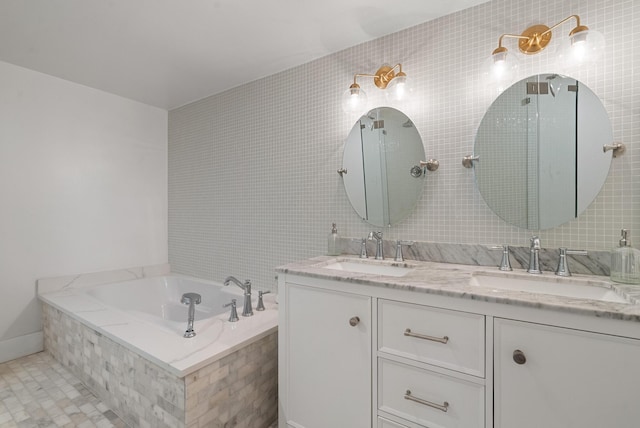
[43, 303, 278, 428]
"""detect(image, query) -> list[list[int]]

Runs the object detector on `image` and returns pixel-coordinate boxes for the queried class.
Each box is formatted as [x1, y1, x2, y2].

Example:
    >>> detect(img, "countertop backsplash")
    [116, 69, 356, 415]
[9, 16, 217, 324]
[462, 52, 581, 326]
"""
[340, 238, 611, 277]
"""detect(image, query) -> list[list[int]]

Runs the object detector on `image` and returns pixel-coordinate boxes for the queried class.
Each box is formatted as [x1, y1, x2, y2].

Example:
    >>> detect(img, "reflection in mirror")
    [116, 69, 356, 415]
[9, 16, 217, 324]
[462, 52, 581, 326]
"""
[342, 107, 426, 227]
[474, 74, 613, 230]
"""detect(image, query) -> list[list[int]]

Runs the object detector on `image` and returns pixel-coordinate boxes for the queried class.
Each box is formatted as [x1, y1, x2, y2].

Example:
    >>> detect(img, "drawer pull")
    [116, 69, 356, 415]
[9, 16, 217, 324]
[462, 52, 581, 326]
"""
[349, 316, 360, 327]
[404, 390, 449, 412]
[404, 328, 449, 344]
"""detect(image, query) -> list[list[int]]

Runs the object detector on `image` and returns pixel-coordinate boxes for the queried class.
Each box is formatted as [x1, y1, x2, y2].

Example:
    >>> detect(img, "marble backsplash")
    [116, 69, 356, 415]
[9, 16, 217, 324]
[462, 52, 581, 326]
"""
[340, 238, 611, 276]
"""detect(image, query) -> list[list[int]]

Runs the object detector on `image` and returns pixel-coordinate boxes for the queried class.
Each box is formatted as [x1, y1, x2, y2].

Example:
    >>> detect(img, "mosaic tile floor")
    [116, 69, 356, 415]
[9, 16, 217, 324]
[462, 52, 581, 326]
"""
[0, 352, 128, 428]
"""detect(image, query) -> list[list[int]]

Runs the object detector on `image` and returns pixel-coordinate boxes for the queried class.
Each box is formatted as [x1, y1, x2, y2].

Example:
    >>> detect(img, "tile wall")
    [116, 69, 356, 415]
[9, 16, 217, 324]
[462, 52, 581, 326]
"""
[169, 0, 640, 291]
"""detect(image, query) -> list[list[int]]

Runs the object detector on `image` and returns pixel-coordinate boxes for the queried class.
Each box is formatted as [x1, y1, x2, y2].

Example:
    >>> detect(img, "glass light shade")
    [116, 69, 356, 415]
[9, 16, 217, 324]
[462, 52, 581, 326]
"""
[482, 50, 519, 88]
[341, 86, 368, 113]
[385, 74, 414, 103]
[557, 29, 605, 68]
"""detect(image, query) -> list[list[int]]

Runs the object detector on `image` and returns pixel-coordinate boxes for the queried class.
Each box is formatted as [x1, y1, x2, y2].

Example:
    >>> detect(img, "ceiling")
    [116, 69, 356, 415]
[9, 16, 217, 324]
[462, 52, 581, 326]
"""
[0, 0, 488, 110]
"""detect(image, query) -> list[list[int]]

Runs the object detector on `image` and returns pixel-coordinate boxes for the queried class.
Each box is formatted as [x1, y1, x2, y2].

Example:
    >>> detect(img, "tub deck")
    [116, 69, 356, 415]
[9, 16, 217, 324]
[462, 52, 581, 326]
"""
[38, 272, 278, 377]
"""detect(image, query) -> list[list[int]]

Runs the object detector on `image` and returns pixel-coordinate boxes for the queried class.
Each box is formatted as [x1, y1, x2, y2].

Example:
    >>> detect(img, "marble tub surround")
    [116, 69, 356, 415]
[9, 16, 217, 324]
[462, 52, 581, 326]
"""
[340, 238, 611, 276]
[38, 275, 278, 376]
[277, 256, 640, 323]
[39, 268, 279, 428]
[44, 305, 278, 428]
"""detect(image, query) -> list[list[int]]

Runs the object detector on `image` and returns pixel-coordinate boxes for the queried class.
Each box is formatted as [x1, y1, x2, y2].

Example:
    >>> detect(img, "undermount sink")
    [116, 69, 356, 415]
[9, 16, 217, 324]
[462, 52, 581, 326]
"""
[323, 261, 414, 277]
[470, 272, 631, 304]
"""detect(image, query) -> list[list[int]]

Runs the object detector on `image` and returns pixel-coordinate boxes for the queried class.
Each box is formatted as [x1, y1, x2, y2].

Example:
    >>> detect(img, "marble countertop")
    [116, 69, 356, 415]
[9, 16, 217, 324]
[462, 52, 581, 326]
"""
[277, 256, 640, 322]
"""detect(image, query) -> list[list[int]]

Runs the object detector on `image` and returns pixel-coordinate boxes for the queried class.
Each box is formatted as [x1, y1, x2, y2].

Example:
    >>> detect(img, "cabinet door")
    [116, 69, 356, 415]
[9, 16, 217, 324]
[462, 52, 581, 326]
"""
[495, 318, 640, 428]
[285, 283, 371, 428]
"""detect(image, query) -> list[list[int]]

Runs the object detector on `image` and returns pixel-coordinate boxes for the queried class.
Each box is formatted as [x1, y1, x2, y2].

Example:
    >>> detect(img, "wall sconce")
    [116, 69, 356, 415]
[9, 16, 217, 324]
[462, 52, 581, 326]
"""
[341, 63, 412, 113]
[484, 15, 605, 84]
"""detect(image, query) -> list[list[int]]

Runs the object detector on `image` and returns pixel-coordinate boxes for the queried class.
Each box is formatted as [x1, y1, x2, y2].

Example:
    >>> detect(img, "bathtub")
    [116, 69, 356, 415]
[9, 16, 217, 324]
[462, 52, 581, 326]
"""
[83, 275, 244, 336]
[38, 269, 278, 427]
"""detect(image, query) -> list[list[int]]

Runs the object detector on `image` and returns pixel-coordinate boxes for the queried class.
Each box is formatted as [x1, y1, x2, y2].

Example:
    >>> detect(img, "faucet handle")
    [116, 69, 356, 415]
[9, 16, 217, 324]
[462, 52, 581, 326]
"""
[491, 245, 513, 271]
[368, 231, 383, 241]
[555, 248, 588, 277]
[257, 291, 271, 311]
[223, 299, 239, 322]
[530, 236, 541, 248]
[394, 240, 414, 262]
[360, 238, 368, 259]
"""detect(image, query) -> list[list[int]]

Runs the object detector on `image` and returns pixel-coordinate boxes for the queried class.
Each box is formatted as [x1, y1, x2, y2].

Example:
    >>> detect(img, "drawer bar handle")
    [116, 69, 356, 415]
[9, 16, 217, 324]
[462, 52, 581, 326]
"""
[404, 328, 449, 344]
[404, 390, 449, 413]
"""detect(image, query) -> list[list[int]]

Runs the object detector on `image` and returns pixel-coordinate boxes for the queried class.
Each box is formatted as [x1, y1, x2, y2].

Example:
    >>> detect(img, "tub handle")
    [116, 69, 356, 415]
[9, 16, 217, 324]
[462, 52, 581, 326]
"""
[223, 299, 239, 322]
[257, 291, 271, 311]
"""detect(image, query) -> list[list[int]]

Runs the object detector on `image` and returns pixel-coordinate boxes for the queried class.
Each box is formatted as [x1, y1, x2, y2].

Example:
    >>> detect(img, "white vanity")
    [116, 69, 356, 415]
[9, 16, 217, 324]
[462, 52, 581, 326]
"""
[277, 256, 640, 428]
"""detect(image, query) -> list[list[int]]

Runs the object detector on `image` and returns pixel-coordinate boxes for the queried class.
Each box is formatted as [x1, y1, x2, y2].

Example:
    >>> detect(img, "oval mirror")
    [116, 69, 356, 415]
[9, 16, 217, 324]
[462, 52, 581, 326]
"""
[342, 107, 426, 227]
[474, 74, 613, 230]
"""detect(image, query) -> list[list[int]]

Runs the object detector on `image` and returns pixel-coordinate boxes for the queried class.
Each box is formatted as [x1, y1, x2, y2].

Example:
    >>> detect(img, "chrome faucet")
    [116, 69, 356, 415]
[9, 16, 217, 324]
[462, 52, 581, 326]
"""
[223, 276, 253, 317]
[181, 292, 201, 338]
[368, 231, 384, 260]
[527, 236, 542, 274]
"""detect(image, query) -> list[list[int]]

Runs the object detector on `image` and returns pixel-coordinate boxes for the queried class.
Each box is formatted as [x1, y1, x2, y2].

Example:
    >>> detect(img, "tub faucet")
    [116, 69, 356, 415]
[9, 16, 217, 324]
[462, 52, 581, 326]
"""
[527, 236, 542, 274]
[181, 292, 201, 338]
[224, 276, 254, 317]
[368, 231, 384, 260]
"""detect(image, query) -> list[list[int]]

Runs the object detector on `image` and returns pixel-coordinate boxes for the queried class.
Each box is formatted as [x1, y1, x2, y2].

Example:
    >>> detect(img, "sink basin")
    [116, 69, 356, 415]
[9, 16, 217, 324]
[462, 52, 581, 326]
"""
[470, 272, 631, 304]
[323, 261, 414, 277]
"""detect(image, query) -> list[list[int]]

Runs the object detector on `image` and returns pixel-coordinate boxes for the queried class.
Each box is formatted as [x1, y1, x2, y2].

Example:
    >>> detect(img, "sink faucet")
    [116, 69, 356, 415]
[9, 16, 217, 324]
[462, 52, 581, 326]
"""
[527, 236, 542, 274]
[223, 276, 254, 316]
[181, 292, 201, 338]
[368, 231, 384, 260]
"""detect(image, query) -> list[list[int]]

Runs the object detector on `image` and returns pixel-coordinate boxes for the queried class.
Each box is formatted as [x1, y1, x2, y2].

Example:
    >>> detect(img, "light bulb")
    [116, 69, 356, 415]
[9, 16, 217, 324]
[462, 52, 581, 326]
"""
[385, 73, 414, 103]
[557, 28, 605, 68]
[341, 85, 367, 114]
[482, 49, 519, 87]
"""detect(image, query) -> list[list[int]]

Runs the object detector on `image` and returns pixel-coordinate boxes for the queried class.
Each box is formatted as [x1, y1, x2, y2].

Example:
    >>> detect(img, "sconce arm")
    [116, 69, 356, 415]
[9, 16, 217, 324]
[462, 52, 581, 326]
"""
[497, 33, 530, 47]
[352, 72, 376, 86]
[494, 15, 586, 55]
[541, 15, 583, 37]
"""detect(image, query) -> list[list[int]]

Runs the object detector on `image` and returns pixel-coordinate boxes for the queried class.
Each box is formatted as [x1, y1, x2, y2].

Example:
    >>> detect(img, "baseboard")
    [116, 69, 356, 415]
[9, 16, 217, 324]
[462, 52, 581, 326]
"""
[0, 331, 44, 363]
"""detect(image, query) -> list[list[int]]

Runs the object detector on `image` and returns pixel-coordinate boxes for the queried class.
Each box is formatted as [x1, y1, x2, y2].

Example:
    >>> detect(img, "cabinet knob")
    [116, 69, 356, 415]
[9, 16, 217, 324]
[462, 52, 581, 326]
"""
[349, 316, 360, 327]
[513, 349, 527, 365]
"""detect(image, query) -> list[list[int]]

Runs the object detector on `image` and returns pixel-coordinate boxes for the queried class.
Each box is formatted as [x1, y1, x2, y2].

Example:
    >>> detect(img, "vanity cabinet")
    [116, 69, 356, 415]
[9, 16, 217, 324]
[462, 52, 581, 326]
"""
[278, 270, 640, 428]
[279, 282, 371, 428]
[494, 318, 640, 428]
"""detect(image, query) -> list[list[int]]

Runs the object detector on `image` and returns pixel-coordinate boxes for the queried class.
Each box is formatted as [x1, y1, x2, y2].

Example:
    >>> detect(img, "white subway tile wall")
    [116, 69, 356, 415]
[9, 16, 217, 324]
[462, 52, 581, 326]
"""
[169, 0, 640, 291]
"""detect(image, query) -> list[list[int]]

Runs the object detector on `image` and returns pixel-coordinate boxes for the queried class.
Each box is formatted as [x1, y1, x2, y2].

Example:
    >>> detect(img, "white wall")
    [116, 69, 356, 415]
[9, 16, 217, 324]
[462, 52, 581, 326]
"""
[0, 60, 168, 362]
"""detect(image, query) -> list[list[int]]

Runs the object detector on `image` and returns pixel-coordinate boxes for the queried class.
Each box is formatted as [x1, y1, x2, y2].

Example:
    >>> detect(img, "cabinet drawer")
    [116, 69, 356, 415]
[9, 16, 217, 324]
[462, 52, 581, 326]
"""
[378, 416, 410, 427]
[379, 359, 484, 428]
[379, 300, 485, 376]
